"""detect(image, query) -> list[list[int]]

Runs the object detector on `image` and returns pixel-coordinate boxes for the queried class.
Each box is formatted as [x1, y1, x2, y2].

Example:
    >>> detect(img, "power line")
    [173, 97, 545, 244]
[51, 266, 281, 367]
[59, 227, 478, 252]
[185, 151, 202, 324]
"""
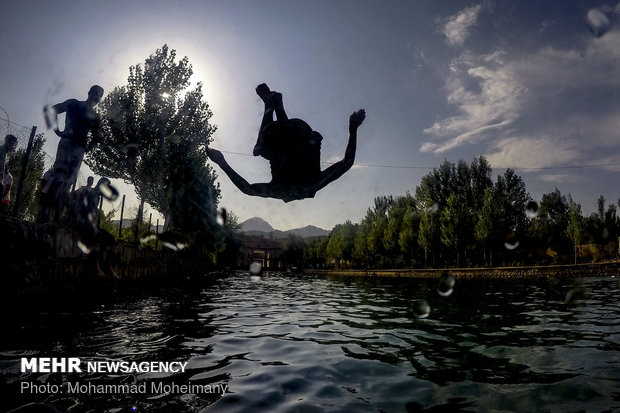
[218, 149, 620, 171]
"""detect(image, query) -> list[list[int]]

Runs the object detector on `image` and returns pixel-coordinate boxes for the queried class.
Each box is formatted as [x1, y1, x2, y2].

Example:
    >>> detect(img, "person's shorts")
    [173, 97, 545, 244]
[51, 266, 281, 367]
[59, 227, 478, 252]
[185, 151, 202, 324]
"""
[53, 138, 85, 185]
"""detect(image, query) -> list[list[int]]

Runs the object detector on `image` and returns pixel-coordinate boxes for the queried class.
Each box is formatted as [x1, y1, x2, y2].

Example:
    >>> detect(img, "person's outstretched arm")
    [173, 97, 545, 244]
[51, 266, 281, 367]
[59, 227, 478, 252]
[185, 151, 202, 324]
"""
[207, 148, 278, 199]
[314, 109, 365, 192]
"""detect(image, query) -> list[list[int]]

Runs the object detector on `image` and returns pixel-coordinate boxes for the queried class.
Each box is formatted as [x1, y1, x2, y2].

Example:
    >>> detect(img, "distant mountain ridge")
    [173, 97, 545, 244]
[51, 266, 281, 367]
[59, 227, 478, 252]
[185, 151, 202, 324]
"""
[240, 217, 329, 239]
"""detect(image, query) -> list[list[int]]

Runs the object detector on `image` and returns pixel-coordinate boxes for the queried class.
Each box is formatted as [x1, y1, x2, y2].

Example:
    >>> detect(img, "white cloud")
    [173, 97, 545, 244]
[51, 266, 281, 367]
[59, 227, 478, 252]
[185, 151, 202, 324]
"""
[442, 4, 483, 47]
[539, 174, 581, 183]
[422, 52, 525, 153]
[485, 137, 580, 169]
[421, 30, 620, 170]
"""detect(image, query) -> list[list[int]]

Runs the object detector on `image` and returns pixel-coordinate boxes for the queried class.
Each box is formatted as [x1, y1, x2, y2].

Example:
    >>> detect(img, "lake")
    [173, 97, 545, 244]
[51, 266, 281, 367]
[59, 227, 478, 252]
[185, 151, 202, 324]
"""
[2, 272, 620, 412]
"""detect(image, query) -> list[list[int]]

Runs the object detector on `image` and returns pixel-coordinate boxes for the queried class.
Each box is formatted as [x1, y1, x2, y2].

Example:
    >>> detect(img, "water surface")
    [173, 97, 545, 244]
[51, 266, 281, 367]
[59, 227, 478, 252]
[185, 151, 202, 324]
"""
[2, 273, 620, 412]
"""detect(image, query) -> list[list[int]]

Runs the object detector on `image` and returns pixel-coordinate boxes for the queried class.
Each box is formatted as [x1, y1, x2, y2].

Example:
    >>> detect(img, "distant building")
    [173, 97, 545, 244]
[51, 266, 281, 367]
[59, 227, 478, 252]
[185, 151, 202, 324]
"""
[237, 234, 285, 269]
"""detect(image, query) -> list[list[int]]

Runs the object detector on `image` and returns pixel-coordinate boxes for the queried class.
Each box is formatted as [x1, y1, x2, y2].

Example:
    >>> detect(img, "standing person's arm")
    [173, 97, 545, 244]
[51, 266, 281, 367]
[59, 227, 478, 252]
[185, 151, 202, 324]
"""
[48, 100, 71, 138]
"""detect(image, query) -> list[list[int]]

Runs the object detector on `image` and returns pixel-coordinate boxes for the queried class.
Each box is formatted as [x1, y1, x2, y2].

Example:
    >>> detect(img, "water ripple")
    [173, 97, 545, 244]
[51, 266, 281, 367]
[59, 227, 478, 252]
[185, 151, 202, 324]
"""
[2, 274, 620, 412]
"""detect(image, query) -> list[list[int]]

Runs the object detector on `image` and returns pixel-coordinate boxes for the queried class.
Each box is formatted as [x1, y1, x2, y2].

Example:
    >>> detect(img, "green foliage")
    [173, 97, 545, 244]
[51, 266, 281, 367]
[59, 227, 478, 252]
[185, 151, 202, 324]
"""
[384, 194, 416, 266]
[474, 186, 494, 265]
[326, 220, 358, 266]
[214, 210, 243, 266]
[440, 192, 468, 265]
[566, 198, 583, 264]
[281, 234, 307, 268]
[532, 188, 570, 260]
[317, 156, 619, 268]
[7, 133, 46, 221]
[418, 199, 436, 267]
[304, 238, 328, 268]
[86, 44, 219, 233]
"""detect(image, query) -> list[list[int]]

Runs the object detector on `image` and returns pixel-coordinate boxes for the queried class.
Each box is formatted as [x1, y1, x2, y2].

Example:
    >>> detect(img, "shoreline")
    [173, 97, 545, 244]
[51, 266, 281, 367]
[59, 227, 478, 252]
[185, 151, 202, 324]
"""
[310, 261, 620, 279]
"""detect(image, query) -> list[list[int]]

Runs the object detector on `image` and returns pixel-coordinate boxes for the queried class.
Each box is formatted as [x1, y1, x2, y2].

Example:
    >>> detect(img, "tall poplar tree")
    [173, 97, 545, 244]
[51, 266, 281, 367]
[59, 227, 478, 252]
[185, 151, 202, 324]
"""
[86, 45, 219, 232]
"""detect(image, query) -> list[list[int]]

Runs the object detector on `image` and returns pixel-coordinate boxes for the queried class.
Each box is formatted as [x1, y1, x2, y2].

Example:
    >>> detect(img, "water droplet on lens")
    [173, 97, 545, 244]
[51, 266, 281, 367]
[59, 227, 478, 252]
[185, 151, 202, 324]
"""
[98, 179, 119, 201]
[250, 275, 261, 282]
[601, 227, 609, 239]
[77, 240, 91, 254]
[217, 208, 227, 226]
[437, 272, 455, 297]
[140, 235, 157, 245]
[525, 201, 538, 218]
[412, 299, 430, 319]
[166, 134, 180, 144]
[162, 241, 186, 251]
[546, 248, 558, 258]
[427, 204, 438, 213]
[586, 8, 610, 38]
[249, 261, 263, 275]
[504, 232, 520, 250]
[564, 287, 585, 305]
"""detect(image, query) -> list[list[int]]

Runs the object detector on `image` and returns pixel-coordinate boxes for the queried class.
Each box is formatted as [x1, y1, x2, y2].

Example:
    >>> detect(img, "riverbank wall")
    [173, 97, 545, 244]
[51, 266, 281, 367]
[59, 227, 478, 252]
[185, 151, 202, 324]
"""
[0, 217, 212, 299]
[313, 262, 620, 279]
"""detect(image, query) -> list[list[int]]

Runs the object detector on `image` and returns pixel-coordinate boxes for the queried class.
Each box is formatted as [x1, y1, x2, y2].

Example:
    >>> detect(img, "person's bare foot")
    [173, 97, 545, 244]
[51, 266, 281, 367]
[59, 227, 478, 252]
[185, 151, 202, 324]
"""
[256, 83, 271, 103]
[271, 91, 283, 111]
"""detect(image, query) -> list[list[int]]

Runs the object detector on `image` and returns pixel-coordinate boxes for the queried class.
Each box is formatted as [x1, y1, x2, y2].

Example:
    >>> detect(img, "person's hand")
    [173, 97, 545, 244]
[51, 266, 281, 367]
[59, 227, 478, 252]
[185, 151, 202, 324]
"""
[207, 148, 225, 165]
[349, 109, 366, 130]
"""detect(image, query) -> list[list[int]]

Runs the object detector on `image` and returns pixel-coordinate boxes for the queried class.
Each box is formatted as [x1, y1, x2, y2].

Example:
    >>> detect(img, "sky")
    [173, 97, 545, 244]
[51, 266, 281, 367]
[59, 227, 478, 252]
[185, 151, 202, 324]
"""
[1, 0, 619, 231]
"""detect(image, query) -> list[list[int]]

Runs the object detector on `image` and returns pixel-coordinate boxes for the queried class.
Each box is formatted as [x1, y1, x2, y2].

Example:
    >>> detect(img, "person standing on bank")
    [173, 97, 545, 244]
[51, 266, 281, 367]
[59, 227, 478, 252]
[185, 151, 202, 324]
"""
[1, 166, 13, 214]
[0, 134, 18, 204]
[44, 85, 104, 222]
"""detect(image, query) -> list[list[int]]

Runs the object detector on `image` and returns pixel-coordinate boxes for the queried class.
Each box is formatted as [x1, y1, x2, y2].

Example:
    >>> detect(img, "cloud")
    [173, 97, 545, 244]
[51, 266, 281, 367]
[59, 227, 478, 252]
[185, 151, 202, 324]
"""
[485, 136, 580, 169]
[539, 174, 581, 183]
[422, 51, 525, 153]
[441, 4, 483, 47]
[421, 30, 620, 170]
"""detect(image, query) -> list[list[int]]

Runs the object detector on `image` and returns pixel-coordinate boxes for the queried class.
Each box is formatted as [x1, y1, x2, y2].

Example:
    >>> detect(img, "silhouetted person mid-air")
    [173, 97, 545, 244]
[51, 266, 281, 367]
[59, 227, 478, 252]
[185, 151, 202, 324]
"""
[44, 85, 104, 222]
[207, 83, 365, 202]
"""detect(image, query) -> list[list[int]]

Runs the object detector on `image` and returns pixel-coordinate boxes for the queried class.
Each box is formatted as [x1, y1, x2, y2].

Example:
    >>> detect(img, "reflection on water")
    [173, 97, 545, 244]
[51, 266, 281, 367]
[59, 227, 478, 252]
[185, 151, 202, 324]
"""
[2, 274, 620, 412]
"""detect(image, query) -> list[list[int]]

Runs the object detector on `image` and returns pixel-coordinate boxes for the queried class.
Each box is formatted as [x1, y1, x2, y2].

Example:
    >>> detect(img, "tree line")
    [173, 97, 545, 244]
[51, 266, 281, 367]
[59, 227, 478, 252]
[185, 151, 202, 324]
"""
[303, 157, 619, 269]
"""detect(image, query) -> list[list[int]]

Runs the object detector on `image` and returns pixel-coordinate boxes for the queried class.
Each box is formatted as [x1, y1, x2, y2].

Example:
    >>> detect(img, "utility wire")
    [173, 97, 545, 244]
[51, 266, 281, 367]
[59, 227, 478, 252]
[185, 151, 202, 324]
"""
[218, 149, 620, 171]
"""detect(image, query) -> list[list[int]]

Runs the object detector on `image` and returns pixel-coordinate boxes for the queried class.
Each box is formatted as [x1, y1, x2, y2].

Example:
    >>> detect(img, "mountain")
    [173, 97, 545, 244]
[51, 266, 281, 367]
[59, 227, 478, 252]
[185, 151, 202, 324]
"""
[241, 217, 275, 232]
[240, 217, 328, 239]
[286, 225, 329, 238]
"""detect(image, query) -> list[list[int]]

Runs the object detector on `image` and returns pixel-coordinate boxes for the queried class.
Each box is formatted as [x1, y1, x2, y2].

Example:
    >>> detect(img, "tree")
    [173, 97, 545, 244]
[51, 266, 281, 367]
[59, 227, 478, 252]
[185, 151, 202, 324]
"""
[353, 219, 371, 268]
[418, 199, 437, 268]
[533, 188, 570, 261]
[566, 198, 583, 265]
[86, 44, 218, 232]
[304, 238, 328, 268]
[7, 133, 46, 221]
[384, 194, 416, 266]
[280, 234, 306, 269]
[475, 186, 494, 265]
[470, 156, 493, 211]
[440, 192, 467, 266]
[326, 220, 357, 266]
[399, 205, 421, 266]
